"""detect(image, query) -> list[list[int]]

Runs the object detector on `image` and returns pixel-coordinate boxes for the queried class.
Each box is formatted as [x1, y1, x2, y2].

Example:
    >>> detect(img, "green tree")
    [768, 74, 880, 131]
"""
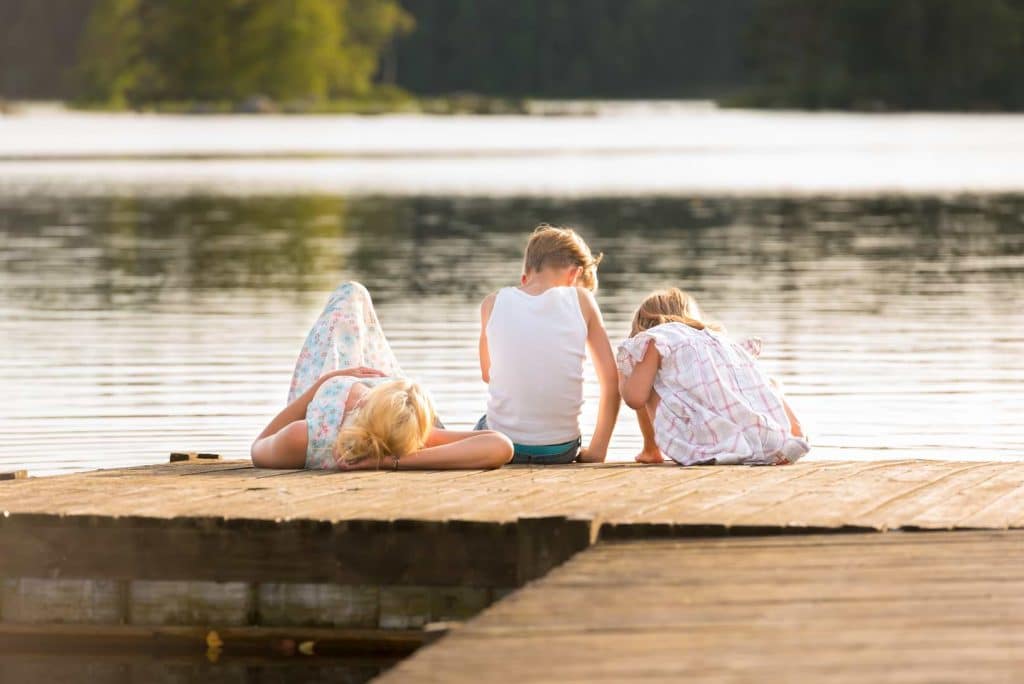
[235, 0, 344, 101]
[137, 1, 237, 102]
[74, 0, 413, 106]
[74, 0, 143, 106]
[339, 0, 414, 94]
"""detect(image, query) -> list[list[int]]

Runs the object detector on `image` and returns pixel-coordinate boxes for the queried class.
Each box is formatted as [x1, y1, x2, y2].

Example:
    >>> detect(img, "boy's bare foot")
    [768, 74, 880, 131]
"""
[635, 448, 665, 464]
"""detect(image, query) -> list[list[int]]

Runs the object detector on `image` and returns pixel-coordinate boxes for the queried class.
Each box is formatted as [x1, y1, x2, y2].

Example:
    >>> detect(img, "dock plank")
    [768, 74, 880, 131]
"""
[5, 460, 1024, 529]
[4, 460, 1024, 588]
[377, 531, 1024, 683]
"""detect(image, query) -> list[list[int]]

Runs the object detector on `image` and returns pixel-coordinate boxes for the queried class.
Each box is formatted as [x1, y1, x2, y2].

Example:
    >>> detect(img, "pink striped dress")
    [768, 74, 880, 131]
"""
[617, 323, 809, 466]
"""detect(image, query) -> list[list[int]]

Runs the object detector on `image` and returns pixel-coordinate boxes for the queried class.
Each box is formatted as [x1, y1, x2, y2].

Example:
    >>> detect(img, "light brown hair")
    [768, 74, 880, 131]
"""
[523, 224, 603, 291]
[630, 288, 723, 337]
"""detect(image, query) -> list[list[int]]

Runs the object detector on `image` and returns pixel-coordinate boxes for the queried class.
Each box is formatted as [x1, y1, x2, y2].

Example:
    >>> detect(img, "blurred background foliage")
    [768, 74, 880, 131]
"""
[72, 0, 412, 106]
[1, 0, 1024, 110]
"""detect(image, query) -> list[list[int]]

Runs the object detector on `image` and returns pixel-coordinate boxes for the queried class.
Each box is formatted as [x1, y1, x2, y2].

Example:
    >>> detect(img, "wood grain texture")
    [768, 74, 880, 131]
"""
[3, 460, 1023, 529]
[378, 531, 1024, 683]
[2, 460, 1023, 586]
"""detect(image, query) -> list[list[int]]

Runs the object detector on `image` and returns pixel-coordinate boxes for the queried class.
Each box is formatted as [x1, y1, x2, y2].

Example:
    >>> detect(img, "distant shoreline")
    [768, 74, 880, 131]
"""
[1, 97, 721, 119]
[6, 96, 1017, 119]
[3, 106, 1024, 197]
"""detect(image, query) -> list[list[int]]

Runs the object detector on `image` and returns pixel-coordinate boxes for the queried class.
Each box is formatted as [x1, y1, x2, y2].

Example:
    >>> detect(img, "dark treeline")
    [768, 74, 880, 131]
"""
[3, 0, 1024, 110]
[747, 0, 1024, 110]
[390, 0, 757, 98]
[0, 0, 96, 100]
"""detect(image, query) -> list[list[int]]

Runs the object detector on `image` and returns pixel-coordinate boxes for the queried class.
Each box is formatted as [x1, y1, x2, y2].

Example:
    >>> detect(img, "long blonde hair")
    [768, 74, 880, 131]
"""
[630, 288, 723, 337]
[334, 379, 436, 468]
[523, 224, 603, 291]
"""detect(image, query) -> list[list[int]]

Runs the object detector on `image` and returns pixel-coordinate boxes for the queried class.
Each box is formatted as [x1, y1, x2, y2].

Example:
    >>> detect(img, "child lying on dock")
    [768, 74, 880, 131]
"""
[251, 282, 513, 471]
[617, 288, 808, 466]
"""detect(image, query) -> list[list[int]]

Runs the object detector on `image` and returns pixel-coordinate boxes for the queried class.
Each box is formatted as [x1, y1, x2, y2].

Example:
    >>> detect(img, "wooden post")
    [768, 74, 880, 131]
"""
[169, 453, 221, 463]
[516, 516, 597, 585]
[0, 471, 27, 481]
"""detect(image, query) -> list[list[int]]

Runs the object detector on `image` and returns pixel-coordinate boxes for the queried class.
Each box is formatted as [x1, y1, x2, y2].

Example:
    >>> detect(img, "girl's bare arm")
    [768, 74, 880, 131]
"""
[251, 420, 308, 469]
[345, 430, 514, 470]
[620, 340, 665, 463]
[619, 339, 659, 410]
[251, 368, 379, 468]
[634, 402, 663, 462]
[424, 427, 495, 447]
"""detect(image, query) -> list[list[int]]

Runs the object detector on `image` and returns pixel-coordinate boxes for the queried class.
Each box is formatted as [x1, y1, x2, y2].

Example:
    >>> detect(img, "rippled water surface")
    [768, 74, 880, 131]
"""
[1, 193, 1022, 474]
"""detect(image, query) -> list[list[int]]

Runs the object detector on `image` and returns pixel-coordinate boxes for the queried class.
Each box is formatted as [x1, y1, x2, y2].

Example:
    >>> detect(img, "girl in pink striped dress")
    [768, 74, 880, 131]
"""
[617, 289, 808, 466]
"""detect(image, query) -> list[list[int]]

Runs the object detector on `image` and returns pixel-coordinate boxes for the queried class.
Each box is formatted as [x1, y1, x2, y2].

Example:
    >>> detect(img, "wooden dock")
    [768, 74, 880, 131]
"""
[2, 459, 1023, 680]
[378, 531, 1024, 683]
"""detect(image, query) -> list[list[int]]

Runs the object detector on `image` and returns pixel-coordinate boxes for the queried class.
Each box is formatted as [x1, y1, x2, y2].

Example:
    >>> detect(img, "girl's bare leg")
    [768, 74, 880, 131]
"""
[769, 377, 804, 438]
[288, 282, 402, 402]
[781, 397, 804, 438]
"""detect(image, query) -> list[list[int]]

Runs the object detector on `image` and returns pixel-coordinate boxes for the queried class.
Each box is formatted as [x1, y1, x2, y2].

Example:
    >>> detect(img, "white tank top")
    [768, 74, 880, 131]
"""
[485, 286, 587, 444]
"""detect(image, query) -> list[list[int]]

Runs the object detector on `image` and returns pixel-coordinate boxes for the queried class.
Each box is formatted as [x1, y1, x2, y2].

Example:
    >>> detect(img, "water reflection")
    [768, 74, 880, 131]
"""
[1, 653, 394, 683]
[1, 194, 1022, 473]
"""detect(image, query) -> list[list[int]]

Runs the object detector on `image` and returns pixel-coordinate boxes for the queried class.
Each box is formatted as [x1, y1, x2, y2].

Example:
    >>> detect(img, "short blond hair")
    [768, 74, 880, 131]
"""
[334, 379, 436, 468]
[523, 224, 603, 291]
[630, 288, 723, 337]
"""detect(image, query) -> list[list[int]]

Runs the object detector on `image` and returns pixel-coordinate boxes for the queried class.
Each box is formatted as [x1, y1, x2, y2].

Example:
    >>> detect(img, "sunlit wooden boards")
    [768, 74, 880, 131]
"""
[1, 460, 1023, 588]
[378, 531, 1024, 683]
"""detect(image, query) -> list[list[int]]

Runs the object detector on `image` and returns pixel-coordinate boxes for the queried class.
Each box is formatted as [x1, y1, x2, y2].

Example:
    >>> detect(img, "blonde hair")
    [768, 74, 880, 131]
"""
[523, 224, 603, 291]
[630, 288, 723, 337]
[334, 379, 436, 468]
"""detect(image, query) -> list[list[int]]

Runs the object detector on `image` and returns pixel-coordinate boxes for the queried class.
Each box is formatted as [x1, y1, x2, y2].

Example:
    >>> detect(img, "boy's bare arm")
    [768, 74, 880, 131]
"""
[577, 288, 620, 462]
[478, 293, 496, 383]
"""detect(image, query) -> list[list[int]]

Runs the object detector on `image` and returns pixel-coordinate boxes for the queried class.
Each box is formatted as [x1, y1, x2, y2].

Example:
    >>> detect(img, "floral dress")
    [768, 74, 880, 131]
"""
[617, 322, 809, 466]
[289, 282, 403, 470]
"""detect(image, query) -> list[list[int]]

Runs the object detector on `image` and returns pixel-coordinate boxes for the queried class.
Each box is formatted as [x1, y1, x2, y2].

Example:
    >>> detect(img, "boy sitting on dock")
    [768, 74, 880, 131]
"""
[476, 225, 620, 464]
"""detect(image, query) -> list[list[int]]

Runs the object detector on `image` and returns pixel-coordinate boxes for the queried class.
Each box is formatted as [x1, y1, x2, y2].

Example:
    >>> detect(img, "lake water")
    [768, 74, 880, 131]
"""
[2, 189, 1022, 475]
[5, 106, 1024, 195]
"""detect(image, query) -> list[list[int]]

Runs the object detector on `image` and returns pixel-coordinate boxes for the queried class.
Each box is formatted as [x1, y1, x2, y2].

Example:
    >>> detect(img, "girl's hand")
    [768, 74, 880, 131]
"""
[335, 454, 385, 471]
[330, 367, 386, 379]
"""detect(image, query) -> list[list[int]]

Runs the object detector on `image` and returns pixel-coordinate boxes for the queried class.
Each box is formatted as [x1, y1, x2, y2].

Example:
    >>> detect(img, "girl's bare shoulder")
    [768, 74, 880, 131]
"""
[345, 382, 369, 411]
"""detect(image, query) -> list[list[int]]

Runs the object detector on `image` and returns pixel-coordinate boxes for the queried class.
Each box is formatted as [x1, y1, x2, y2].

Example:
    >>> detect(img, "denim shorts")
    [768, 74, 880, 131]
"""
[474, 415, 580, 465]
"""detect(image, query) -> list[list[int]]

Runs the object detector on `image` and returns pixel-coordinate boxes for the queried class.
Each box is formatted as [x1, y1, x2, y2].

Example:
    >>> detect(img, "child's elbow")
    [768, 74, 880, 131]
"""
[622, 389, 649, 411]
[483, 431, 514, 468]
[250, 438, 267, 467]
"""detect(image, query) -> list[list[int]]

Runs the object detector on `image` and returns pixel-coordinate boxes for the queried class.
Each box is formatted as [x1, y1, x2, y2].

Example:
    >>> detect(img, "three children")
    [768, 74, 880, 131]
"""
[255, 222, 807, 472]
